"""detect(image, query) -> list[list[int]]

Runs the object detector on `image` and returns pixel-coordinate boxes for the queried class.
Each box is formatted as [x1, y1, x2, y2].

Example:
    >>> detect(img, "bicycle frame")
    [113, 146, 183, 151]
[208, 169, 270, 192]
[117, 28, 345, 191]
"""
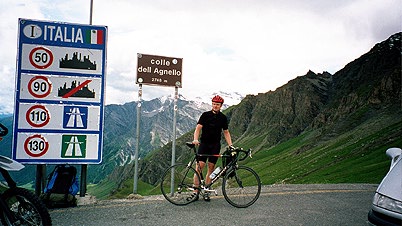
[184, 142, 246, 192]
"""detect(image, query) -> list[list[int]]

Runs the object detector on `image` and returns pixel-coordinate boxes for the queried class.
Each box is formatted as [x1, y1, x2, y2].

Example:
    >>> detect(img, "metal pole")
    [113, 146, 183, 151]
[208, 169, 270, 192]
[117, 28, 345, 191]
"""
[80, 165, 87, 197]
[35, 165, 40, 195]
[78, 0, 94, 198]
[89, 0, 93, 25]
[170, 87, 178, 195]
[134, 84, 142, 194]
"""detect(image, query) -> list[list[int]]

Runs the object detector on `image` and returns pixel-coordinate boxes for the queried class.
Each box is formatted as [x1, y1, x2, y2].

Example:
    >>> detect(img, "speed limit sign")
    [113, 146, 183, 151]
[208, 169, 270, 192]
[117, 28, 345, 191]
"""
[23, 134, 49, 157]
[29, 46, 53, 69]
[27, 76, 52, 98]
[25, 105, 50, 128]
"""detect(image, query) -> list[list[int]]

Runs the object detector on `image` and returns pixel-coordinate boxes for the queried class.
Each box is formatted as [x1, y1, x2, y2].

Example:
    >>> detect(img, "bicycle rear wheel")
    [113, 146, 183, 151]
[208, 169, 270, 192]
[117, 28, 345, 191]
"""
[160, 163, 200, 206]
[222, 165, 261, 208]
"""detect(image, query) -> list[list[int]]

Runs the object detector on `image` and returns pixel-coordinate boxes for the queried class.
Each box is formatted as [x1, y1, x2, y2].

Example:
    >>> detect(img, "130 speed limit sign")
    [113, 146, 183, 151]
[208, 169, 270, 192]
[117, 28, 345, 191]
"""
[29, 46, 53, 69]
[24, 134, 49, 157]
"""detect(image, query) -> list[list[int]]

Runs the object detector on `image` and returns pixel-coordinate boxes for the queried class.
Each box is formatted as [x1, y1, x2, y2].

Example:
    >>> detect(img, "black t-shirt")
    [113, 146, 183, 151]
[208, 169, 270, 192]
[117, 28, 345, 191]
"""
[197, 110, 228, 144]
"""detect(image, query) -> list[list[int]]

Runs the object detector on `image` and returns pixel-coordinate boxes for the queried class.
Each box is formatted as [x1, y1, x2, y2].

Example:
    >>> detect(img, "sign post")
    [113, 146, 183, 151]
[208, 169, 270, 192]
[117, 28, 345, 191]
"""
[135, 53, 182, 194]
[13, 18, 107, 194]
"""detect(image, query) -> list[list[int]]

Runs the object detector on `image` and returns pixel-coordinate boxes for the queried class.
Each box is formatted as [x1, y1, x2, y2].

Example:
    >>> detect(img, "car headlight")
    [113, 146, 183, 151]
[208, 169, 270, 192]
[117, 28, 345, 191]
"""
[373, 193, 402, 214]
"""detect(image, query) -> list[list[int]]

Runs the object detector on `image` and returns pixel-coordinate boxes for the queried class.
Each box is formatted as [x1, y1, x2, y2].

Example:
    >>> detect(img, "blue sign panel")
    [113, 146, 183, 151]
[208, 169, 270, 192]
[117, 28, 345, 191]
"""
[13, 18, 107, 164]
[63, 106, 88, 129]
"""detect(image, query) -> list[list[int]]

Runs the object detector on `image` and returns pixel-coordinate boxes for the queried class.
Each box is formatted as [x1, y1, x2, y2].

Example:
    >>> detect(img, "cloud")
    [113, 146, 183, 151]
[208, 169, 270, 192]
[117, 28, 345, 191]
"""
[0, 0, 400, 113]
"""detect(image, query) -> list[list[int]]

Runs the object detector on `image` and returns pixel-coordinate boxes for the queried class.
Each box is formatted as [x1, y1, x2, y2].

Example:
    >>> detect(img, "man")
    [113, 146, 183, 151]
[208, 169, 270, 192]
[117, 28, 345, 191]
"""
[192, 95, 233, 201]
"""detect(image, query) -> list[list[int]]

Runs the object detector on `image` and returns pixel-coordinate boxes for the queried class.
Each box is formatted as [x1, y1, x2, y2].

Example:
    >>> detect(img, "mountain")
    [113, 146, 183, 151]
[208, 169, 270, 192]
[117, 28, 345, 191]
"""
[191, 91, 244, 108]
[107, 32, 401, 193]
[0, 92, 242, 185]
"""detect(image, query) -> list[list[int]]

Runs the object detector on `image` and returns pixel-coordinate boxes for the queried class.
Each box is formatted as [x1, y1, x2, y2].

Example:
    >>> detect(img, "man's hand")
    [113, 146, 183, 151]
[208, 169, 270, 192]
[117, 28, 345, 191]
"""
[192, 140, 200, 145]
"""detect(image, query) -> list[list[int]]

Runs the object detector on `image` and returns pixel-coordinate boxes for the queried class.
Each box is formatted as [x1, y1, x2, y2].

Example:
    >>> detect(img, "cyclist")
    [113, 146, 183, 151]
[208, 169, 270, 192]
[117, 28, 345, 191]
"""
[192, 95, 233, 201]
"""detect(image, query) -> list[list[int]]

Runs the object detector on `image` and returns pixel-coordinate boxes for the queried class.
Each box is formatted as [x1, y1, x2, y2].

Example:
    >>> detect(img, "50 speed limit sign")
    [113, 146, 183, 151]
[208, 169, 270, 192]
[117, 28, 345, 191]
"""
[29, 46, 53, 69]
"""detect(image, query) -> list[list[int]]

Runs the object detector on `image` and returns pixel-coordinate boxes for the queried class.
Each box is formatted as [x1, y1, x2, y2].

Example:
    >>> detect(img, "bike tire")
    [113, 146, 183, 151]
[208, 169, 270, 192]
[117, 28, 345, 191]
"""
[222, 165, 261, 208]
[0, 187, 52, 226]
[160, 163, 201, 206]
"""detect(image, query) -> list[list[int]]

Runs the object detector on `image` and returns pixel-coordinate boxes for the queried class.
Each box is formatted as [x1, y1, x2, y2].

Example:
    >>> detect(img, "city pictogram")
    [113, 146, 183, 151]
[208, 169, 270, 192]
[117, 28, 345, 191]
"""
[59, 52, 97, 70]
[27, 76, 52, 98]
[29, 46, 53, 69]
[26, 105, 50, 128]
[63, 106, 88, 129]
[61, 135, 86, 158]
[24, 134, 49, 157]
[58, 80, 95, 98]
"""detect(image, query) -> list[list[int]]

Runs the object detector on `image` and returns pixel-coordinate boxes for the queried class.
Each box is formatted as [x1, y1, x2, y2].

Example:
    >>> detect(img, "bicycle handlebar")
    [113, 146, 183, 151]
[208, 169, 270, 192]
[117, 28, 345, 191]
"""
[0, 123, 8, 137]
[228, 147, 252, 162]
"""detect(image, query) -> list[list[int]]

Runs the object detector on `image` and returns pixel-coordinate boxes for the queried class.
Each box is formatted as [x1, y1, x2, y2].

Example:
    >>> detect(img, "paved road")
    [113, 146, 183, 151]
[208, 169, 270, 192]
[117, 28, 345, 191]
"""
[50, 184, 377, 226]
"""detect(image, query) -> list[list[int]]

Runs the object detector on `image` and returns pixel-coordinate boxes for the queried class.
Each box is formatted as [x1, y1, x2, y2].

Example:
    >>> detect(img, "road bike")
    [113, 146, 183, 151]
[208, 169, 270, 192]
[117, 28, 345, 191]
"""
[0, 123, 52, 225]
[160, 142, 261, 208]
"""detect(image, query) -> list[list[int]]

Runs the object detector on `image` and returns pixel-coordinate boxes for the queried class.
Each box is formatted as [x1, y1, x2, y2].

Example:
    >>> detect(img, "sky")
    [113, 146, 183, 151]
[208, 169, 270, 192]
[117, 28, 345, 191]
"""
[0, 0, 401, 114]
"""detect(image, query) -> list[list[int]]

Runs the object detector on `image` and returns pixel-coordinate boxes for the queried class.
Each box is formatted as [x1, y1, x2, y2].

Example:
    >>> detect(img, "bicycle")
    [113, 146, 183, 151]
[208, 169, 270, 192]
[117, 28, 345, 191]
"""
[160, 142, 261, 208]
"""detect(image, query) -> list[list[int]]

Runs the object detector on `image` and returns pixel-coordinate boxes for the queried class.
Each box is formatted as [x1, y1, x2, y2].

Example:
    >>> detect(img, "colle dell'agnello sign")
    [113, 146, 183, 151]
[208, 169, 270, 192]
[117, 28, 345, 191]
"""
[137, 58, 181, 76]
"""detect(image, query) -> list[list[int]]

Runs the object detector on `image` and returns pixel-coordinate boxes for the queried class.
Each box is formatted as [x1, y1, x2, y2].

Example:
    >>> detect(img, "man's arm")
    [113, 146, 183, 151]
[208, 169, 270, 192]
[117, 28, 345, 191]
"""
[193, 124, 202, 145]
[223, 129, 232, 146]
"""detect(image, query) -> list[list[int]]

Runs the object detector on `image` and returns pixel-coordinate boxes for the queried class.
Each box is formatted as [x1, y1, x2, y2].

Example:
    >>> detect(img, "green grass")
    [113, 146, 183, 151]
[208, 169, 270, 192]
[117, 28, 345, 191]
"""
[88, 178, 158, 200]
[240, 119, 402, 185]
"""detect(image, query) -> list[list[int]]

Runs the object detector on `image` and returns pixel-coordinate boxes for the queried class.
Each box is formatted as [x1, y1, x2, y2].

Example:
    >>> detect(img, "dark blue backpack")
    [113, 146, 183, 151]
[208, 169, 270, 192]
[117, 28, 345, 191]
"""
[42, 165, 79, 208]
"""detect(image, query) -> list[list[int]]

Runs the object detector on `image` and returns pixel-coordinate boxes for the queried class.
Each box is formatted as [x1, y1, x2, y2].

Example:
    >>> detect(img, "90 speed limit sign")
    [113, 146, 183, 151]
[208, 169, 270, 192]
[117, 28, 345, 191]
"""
[29, 46, 53, 69]
[28, 76, 52, 98]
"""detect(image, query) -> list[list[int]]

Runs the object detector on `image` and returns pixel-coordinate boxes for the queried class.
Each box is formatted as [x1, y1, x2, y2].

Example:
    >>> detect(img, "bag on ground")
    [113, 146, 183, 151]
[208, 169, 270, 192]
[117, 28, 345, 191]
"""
[41, 165, 79, 208]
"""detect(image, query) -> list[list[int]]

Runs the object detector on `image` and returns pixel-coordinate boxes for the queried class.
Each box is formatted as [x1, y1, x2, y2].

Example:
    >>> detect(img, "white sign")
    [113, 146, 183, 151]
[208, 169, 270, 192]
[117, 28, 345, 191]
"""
[13, 18, 107, 164]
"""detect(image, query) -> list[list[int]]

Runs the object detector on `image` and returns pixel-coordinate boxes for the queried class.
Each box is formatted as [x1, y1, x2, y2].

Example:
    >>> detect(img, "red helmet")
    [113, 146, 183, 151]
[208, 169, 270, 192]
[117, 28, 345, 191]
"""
[212, 95, 224, 104]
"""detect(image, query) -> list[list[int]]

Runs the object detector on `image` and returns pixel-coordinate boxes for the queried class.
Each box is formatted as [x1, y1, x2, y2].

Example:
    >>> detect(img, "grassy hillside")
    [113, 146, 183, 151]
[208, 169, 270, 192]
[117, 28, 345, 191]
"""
[247, 119, 401, 185]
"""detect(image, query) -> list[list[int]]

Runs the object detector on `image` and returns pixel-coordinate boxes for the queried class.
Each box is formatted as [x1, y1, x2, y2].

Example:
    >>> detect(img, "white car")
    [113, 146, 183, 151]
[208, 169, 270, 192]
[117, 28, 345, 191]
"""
[368, 147, 402, 225]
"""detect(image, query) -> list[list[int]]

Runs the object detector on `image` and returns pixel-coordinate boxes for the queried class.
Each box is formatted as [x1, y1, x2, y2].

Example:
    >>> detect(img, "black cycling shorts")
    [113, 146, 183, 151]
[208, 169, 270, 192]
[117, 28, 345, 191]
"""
[197, 143, 221, 164]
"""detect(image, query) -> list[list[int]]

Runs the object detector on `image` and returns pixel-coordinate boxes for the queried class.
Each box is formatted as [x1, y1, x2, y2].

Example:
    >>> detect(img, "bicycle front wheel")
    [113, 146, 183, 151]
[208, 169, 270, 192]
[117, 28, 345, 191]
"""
[160, 163, 200, 206]
[222, 165, 261, 208]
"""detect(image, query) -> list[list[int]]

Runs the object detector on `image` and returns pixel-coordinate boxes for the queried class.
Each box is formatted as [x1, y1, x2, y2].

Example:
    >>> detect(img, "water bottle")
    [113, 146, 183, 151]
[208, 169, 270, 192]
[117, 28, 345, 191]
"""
[209, 167, 221, 179]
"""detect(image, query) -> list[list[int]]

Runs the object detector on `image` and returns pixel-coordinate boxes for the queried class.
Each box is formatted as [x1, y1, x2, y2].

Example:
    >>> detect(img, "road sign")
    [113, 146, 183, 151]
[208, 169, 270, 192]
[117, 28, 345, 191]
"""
[136, 53, 183, 87]
[27, 76, 52, 98]
[29, 46, 54, 69]
[13, 18, 107, 164]
[24, 134, 49, 157]
[25, 105, 50, 128]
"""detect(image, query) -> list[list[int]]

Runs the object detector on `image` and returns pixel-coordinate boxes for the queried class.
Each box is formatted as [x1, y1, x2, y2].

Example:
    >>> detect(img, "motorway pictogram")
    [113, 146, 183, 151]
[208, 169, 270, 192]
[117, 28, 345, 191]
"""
[61, 135, 86, 158]
[63, 106, 88, 129]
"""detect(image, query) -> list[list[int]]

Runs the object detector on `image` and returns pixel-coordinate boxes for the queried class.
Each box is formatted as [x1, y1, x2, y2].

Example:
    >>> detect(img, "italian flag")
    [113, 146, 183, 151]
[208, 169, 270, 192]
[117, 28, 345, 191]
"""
[86, 29, 103, 45]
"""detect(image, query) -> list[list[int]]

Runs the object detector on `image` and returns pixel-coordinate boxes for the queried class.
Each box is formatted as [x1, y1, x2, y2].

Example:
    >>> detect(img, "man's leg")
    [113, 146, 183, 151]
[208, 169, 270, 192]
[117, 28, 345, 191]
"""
[194, 161, 205, 189]
[205, 162, 215, 185]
